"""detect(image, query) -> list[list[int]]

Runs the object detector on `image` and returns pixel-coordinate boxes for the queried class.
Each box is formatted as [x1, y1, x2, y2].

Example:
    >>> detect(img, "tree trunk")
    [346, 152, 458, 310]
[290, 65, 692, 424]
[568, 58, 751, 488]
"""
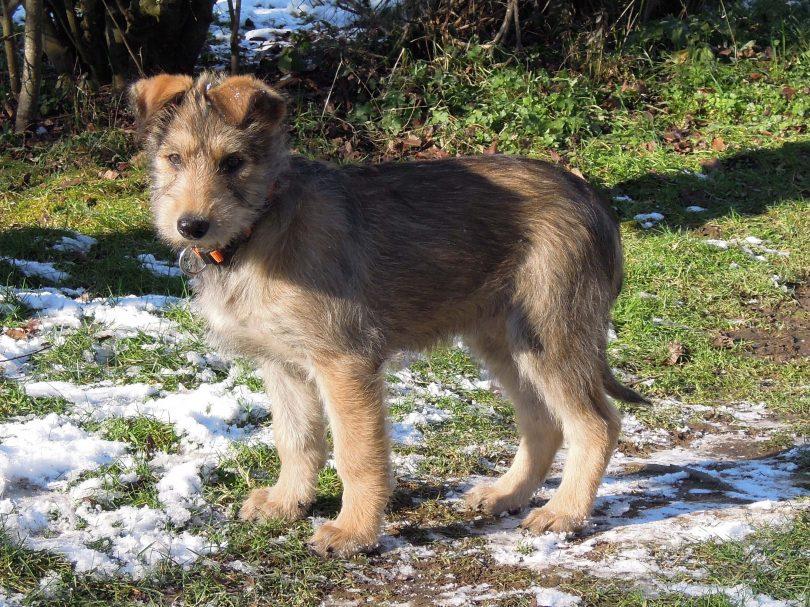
[42, 13, 74, 75]
[227, 0, 240, 74]
[1, 0, 20, 94]
[15, 0, 42, 132]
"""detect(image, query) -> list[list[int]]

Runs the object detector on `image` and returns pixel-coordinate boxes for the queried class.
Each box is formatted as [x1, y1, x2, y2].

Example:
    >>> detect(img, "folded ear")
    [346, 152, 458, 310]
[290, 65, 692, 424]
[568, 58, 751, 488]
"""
[129, 74, 193, 133]
[204, 75, 286, 129]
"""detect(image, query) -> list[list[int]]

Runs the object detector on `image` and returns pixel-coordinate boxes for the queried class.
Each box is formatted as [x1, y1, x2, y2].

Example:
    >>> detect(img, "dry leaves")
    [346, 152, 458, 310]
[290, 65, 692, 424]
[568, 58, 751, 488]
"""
[665, 341, 688, 366]
[3, 320, 40, 340]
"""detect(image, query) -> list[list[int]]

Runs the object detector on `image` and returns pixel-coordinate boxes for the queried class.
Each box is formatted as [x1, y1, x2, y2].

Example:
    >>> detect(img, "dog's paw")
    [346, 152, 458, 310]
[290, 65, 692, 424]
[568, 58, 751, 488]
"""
[520, 506, 586, 534]
[308, 522, 377, 557]
[238, 486, 309, 522]
[464, 484, 525, 516]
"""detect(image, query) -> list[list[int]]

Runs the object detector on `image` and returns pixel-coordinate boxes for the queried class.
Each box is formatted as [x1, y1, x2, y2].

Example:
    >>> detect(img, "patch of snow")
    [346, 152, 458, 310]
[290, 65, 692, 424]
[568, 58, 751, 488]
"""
[391, 405, 451, 446]
[705, 239, 729, 249]
[663, 582, 802, 607]
[0, 258, 69, 283]
[52, 233, 97, 254]
[0, 334, 47, 378]
[136, 254, 182, 278]
[10, 288, 181, 335]
[634, 212, 664, 229]
[210, 0, 367, 59]
[682, 170, 710, 181]
[613, 195, 633, 202]
[685, 205, 706, 213]
[532, 587, 582, 606]
[0, 414, 126, 494]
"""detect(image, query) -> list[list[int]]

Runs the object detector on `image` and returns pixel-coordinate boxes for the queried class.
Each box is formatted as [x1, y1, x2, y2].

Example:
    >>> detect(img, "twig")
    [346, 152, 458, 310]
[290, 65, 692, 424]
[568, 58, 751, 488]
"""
[99, 0, 144, 77]
[226, 0, 241, 74]
[321, 56, 343, 120]
[490, 0, 515, 47]
[512, 0, 521, 51]
[0, 343, 51, 363]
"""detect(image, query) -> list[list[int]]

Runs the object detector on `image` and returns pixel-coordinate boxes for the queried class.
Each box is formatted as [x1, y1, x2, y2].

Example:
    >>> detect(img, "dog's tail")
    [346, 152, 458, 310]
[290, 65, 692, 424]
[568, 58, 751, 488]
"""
[602, 361, 650, 405]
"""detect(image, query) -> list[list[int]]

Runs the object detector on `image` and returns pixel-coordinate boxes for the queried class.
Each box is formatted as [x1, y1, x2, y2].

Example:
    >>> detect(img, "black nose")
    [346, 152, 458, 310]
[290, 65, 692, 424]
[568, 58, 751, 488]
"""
[177, 216, 210, 239]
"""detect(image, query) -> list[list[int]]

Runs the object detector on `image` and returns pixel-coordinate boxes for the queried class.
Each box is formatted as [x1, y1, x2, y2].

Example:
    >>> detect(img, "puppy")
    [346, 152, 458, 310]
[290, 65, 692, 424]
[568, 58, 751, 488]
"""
[130, 72, 646, 556]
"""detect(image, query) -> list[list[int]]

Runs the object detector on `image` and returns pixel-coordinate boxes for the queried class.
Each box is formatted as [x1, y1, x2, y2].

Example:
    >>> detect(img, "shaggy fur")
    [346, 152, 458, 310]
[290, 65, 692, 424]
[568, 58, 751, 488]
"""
[131, 72, 646, 556]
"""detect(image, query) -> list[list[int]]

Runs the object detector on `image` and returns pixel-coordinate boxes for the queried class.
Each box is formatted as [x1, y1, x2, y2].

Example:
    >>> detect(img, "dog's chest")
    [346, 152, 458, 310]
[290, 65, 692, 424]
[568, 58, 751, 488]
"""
[192, 271, 306, 363]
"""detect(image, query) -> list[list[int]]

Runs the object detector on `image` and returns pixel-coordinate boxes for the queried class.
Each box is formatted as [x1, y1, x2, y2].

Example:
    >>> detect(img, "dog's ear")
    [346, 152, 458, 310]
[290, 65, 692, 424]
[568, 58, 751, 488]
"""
[205, 76, 286, 129]
[129, 74, 193, 134]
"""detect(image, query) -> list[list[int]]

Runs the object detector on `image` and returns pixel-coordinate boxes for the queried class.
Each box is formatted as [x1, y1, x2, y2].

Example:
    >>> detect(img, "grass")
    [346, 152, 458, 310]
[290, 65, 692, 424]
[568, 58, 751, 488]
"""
[690, 511, 810, 602]
[0, 1, 808, 604]
[30, 322, 219, 391]
[0, 380, 71, 421]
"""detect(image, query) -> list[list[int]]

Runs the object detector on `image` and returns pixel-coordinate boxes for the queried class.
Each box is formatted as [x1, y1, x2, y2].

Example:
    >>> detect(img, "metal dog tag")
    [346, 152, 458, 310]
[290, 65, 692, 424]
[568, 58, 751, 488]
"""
[178, 247, 207, 276]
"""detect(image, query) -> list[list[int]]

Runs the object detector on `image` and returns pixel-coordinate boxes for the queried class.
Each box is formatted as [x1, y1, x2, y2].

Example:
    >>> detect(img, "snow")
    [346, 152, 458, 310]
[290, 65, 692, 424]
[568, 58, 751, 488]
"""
[533, 588, 582, 606]
[706, 239, 730, 249]
[0, 414, 127, 494]
[137, 254, 183, 278]
[702, 237, 789, 260]
[52, 233, 97, 254]
[0, 334, 47, 378]
[0, 257, 69, 283]
[634, 212, 664, 229]
[210, 0, 359, 58]
[390, 405, 451, 445]
[8, 288, 181, 334]
[685, 205, 706, 213]
[663, 582, 802, 607]
[478, 443, 803, 581]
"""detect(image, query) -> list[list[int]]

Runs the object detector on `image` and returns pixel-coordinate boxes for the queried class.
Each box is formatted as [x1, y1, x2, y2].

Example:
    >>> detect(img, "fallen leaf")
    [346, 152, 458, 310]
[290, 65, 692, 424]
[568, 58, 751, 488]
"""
[711, 137, 727, 152]
[666, 341, 688, 365]
[100, 169, 120, 180]
[415, 145, 450, 159]
[402, 134, 422, 149]
[569, 167, 584, 179]
[3, 328, 28, 340]
[57, 176, 83, 189]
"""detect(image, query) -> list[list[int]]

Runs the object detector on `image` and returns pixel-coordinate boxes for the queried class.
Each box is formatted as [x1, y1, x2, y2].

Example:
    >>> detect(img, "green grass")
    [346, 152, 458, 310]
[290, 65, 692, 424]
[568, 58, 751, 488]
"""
[94, 417, 181, 455]
[689, 512, 810, 602]
[0, 380, 71, 421]
[30, 322, 220, 391]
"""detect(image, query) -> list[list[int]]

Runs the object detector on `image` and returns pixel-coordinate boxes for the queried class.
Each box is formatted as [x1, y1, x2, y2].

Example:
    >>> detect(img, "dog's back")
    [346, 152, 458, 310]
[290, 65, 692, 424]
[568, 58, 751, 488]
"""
[304, 155, 623, 351]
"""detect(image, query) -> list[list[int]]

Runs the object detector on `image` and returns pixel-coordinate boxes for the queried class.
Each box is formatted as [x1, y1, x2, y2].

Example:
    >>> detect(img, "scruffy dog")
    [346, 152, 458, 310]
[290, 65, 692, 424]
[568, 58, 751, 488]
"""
[130, 73, 646, 556]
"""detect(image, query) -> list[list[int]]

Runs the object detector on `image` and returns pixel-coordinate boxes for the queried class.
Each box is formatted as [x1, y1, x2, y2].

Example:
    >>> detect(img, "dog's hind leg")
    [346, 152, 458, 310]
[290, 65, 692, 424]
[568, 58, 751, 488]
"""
[513, 323, 621, 534]
[239, 360, 328, 522]
[464, 325, 563, 516]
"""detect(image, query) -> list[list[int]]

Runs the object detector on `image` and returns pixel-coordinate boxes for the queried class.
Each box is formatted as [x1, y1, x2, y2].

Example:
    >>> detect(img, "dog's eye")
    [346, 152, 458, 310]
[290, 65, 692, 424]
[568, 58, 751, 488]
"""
[168, 153, 182, 167]
[222, 154, 244, 173]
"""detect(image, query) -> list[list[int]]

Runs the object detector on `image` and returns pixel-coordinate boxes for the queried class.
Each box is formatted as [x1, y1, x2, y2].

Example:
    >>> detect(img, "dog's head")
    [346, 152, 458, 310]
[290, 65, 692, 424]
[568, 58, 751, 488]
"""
[130, 73, 287, 250]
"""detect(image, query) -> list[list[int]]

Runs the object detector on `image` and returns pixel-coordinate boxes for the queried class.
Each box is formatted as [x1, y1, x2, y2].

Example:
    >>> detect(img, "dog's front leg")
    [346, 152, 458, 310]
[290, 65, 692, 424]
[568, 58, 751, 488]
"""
[309, 355, 391, 556]
[240, 360, 327, 522]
